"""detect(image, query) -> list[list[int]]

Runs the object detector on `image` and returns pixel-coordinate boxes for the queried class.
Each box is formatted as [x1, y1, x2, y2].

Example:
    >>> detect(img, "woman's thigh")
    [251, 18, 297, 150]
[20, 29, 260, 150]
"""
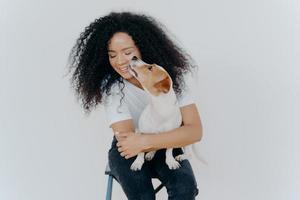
[151, 148, 199, 200]
[108, 141, 155, 200]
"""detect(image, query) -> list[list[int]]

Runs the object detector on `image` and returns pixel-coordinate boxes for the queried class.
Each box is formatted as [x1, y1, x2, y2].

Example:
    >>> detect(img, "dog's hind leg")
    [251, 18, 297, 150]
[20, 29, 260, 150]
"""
[175, 146, 190, 161]
[145, 151, 156, 161]
[165, 148, 181, 170]
[130, 152, 145, 171]
[175, 154, 188, 161]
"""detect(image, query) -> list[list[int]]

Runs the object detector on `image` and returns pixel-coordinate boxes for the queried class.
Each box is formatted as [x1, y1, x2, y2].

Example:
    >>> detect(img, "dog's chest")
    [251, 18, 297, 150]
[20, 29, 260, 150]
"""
[138, 103, 182, 133]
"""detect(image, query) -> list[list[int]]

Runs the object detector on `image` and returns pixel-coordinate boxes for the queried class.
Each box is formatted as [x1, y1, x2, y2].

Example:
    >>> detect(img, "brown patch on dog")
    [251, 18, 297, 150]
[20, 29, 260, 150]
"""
[154, 76, 171, 93]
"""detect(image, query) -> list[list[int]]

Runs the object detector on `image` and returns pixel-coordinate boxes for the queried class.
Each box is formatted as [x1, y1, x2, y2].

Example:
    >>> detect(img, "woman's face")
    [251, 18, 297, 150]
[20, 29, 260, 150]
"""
[108, 32, 142, 80]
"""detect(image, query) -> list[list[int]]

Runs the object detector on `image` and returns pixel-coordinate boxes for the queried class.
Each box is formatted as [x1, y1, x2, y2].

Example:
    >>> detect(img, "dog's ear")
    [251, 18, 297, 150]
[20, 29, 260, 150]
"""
[154, 77, 171, 93]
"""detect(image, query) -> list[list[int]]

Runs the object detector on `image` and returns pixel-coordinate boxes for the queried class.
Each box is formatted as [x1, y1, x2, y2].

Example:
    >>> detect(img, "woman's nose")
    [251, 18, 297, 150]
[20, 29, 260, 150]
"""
[116, 55, 128, 65]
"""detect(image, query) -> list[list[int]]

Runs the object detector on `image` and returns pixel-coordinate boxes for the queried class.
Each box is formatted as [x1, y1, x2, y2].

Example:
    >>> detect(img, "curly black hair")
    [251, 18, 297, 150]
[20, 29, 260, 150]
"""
[67, 11, 197, 114]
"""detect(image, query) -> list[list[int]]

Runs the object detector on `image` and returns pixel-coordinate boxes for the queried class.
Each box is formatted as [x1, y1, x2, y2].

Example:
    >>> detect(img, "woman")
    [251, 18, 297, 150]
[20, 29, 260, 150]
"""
[68, 11, 203, 199]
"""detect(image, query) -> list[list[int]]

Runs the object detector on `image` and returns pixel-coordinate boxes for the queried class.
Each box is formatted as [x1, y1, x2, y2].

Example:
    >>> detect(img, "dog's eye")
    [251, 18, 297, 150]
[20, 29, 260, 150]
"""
[148, 65, 153, 71]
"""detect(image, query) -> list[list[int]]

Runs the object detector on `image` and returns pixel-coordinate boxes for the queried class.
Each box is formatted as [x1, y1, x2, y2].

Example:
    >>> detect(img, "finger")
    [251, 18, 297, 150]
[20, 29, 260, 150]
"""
[118, 135, 127, 140]
[118, 131, 133, 137]
[115, 131, 129, 138]
[115, 134, 127, 141]
[118, 147, 123, 152]
[116, 136, 126, 142]
[126, 153, 135, 159]
[120, 152, 126, 157]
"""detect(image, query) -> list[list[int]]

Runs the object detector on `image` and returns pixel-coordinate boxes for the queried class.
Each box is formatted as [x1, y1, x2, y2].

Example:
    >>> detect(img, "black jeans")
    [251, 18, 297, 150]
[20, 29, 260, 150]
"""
[108, 137, 199, 200]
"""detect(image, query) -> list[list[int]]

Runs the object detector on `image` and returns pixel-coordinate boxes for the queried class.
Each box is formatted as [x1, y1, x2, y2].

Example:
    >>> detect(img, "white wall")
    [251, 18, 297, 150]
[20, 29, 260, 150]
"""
[1, 0, 299, 199]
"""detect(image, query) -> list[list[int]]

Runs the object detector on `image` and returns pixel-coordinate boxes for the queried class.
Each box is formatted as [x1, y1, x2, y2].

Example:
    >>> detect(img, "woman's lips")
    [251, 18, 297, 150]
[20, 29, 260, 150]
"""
[120, 66, 129, 73]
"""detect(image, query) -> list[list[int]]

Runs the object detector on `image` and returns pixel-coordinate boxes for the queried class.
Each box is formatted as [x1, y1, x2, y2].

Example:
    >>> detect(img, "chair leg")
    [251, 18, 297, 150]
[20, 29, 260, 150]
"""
[154, 183, 164, 194]
[106, 175, 113, 200]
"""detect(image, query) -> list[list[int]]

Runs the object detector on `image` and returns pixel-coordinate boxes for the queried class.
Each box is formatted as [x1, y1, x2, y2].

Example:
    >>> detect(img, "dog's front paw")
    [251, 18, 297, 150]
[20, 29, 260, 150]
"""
[130, 159, 144, 171]
[145, 151, 156, 161]
[166, 157, 181, 170]
[175, 154, 188, 162]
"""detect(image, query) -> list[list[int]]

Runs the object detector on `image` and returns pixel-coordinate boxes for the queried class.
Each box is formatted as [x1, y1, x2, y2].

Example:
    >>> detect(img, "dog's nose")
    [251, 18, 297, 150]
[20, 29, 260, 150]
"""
[132, 56, 138, 61]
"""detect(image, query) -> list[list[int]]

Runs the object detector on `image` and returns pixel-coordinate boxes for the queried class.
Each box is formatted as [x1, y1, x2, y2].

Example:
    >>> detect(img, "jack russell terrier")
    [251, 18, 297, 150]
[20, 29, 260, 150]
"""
[127, 56, 196, 171]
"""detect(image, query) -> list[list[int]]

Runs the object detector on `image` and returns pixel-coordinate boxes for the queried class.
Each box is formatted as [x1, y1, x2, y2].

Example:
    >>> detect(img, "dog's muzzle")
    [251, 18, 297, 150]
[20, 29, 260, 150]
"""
[128, 64, 138, 77]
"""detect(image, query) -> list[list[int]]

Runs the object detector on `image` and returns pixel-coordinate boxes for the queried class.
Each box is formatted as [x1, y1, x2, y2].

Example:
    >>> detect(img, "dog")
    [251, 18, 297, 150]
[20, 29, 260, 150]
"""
[127, 56, 192, 171]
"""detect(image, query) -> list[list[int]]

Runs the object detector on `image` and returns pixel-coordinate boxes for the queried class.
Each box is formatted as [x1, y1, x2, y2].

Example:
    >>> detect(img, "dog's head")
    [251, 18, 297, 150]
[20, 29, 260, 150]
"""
[128, 56, 172, 96]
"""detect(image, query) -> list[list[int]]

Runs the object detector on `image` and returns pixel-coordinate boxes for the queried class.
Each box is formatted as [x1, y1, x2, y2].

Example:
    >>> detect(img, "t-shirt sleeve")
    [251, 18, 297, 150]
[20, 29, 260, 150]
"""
[177, 81, 196, 107]
[103, 85, 132, 128]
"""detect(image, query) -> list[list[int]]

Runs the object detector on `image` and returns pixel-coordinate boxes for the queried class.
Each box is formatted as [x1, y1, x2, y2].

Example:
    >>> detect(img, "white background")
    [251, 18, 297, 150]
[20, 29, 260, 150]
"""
[1, 0, 299, 199]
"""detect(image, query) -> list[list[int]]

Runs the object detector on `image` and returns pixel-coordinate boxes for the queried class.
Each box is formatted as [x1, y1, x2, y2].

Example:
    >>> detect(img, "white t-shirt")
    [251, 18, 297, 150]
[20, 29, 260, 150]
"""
[103, 78, 195, 128]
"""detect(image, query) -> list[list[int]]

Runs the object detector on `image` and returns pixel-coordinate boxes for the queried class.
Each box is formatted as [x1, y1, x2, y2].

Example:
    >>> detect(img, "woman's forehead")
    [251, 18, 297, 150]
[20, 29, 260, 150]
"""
[108, 32, 136, 51]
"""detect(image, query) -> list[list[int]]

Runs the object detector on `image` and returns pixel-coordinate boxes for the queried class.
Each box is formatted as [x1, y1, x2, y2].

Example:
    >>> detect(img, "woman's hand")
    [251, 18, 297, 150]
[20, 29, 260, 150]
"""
[115, 131, 148, 159]
[114, 131, 133, 142]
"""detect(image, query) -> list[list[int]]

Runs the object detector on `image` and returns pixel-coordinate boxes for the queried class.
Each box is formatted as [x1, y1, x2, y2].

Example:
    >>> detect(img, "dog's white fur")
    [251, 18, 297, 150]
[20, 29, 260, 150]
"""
[128, 57, 192, 171]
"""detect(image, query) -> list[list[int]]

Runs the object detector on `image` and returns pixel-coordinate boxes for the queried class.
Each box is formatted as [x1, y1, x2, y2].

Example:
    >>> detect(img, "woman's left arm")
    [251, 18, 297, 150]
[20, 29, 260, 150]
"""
[143, 103, 202, 151]
[116, 103, 203, 159]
